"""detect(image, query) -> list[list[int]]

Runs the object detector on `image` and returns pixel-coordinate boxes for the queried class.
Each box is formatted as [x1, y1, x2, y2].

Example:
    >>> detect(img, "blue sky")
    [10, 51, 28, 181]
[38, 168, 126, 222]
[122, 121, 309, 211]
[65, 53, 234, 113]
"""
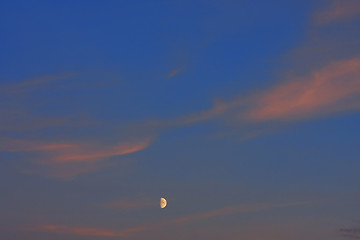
[1, 0, 360, 239]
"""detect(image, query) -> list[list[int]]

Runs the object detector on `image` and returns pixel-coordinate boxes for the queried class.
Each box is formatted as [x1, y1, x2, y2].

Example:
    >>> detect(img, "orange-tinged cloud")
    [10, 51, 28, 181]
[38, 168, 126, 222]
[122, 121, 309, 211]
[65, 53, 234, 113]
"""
[34, 144, 77, 150]
[171, 99, 233, 126]
[245, 58, 360, 121]
[168, 66, 185, 78]
[315, 0, 360, 25]
[2, 139, 77, 152]
[172, 201, 310, 225]
[22, 161, 109, 180]
[2, 137, 152, 179]
[1, 73, 77, 94]
[33, 225, 151, 237]
[3, 138, 152, 163]
[51, 139, 152, 163]
[29, 201, 310, 237]
[169, 57, 360, 126]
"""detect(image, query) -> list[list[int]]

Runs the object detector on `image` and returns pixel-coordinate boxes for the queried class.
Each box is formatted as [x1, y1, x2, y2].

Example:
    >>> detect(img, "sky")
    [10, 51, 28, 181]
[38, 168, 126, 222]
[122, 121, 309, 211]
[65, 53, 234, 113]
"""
[1, 0, 360, 239]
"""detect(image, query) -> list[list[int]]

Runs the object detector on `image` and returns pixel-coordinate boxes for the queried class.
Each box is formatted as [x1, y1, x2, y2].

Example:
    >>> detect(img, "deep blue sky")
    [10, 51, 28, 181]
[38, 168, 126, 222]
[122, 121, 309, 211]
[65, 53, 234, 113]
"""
[1, 1, 360, 239]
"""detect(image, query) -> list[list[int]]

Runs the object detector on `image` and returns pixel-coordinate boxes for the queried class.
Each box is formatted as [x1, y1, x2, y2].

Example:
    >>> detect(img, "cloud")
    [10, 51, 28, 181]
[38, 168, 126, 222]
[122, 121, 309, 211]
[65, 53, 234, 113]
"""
[127, 56, 360, 144]
[171, 201, 311, 225]
[48, 139, 152, 164]
[29, 201, 310, 237]
[30, 225, 152, 237]
[244, 58, 360, 121]
[107, 200, 158, 209]
[0, 111, 77, 132]
[315, 0, 360, 25]
[1, 73, 77, 94]
[1, 139, 76, 152]
[339, 226, 360, 239]
[21, 161, 109, 180]
[2, 138, 152, 163]
[2, 137, 152, 179]
[164, 57, 360, 128]
[168, 66, 185, 78]
[150, 1, 360, 134]
[0, 72, 153, 179]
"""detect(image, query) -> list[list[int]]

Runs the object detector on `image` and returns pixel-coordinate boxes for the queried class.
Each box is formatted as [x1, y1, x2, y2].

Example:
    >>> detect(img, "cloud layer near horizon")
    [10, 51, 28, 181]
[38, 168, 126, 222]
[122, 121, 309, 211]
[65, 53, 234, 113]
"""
[27, 201, 310, 238]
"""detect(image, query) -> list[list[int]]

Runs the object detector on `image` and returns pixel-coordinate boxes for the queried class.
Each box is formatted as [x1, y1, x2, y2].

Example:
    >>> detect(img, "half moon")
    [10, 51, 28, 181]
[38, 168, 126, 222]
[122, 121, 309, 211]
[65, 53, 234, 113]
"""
[160, 197, 167, 209]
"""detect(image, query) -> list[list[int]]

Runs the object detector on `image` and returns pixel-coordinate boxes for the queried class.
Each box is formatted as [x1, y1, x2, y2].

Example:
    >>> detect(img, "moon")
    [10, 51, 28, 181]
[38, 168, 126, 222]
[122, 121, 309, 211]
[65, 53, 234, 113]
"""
[160, 197, 167, 209]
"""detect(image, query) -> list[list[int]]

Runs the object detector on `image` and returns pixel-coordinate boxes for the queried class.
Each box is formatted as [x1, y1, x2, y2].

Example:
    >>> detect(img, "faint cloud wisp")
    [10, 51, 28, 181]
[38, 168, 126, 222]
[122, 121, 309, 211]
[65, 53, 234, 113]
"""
[29, 201, 311, 237]
[2, 138, 152, 179]
[107, 200, 158, 209]
[315, 0, 360, 25]
[339, 225, 360, 239]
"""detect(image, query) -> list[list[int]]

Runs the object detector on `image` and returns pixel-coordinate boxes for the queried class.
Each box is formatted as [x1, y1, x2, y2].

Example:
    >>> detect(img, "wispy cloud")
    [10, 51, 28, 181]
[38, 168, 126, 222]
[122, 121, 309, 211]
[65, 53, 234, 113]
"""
[1, 73, 77, 94]
[168, 65, 185, 78]
[29, 201, 310, 237]
[339, 225, 360, 239]
[315, 0, 360, 25]
[244, 58, 360, 121]
[2, 137, 152, 179]
[29, 224, 152, 237]
[164, 57, 360, 128]
[0, 109, 86, 132]
[107, 200, 158, 209]
[171, 201, 311, 225]
[154, 1, 360, 133]
[2, 138, 152, 163]
[0, 72, 153, 179]
[21, 161, 110, 180]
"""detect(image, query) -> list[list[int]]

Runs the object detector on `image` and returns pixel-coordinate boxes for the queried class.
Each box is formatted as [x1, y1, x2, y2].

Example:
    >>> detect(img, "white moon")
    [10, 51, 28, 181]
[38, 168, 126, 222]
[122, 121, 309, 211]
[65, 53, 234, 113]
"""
[160, 197, 167, 208]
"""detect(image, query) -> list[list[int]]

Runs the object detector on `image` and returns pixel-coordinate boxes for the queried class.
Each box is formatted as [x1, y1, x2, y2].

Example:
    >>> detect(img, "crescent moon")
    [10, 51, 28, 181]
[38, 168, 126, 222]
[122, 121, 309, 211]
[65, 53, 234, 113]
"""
[160, 197, 167, 209]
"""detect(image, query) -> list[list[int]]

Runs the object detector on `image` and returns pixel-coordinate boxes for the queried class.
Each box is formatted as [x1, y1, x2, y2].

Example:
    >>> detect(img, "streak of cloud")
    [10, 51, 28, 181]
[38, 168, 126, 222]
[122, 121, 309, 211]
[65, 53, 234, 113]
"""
[315, 0, 360, 25]
[29, 224, 152, 237]
[168, 66, 185, 78]
[0, 112, 72, 132]
[1, 73, 77, 94]
[164, 57, 360, 127]
[244, 58, 360, 121]
[49, 139, 152, 164]
[340, 225, 360, 239]
[21, 161, 109, 180]
[171, 201, 311, 225]
[2, 138, 152, 179]
[155, 1, 360, 131]
[29, 201, 311, 237]
[2, 138, 152, 163]
[0, 71, 152, 179]
[107, 200, 158, 209]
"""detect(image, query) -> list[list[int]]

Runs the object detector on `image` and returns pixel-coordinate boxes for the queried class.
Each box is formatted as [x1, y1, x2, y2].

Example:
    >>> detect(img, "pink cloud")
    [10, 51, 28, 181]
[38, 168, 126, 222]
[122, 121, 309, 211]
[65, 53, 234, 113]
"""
[2, 72, 77, 94]
[168, 65, 185, 78]
[4, 138, 152, 163]
[315, 0, 360, 25]
[172, 201, 311, 225]
[3, 137, 152, 179]
[245, 58, 360, 121]
[31, 224, 151, 237]
[49, 139, 152, 164]
[168, 57, 360, 126]
[29, 201, 310, 237]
